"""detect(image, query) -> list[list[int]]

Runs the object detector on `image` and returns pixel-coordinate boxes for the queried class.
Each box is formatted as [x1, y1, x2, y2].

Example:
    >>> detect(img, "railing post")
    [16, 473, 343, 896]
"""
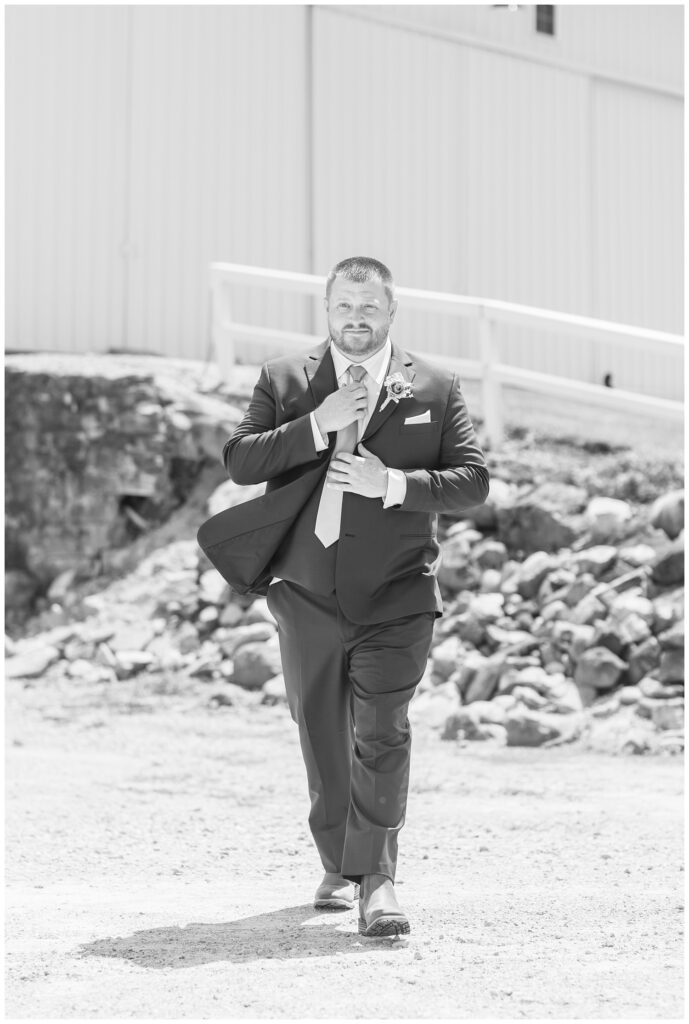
[212, 277, 236, 383]
[479, 307, 504, 447]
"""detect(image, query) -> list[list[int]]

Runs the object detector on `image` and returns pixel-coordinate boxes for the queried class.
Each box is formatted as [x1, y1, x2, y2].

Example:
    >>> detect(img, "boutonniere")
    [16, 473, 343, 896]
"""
[380, 372, 414, 411]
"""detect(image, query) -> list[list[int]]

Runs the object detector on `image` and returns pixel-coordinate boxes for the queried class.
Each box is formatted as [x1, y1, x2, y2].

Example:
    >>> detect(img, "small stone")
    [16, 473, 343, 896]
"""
[197, 606, 219, 626]
[262, 674, 287, 705]
[472, 539, 508, 570]
[616, 612, 652, 646]
[650, 699, 685, 732]
[46, 569, 78, 603]
[469, 593, 504, 623]
[621, 731, 653, 755]
[651, 538, 684, 587]
[218, 603, 244, 627]
[650, 490, 684, 540]
[569, 594, 608, 626]
[571, 546, 618, 578]
[479, 569, 503, 593]
[574, 646, 627, 691]
[5, 646, 60, 678]
[114, 650, 156, 676]
[108, 623, 156, 652]
[618, 544, 657, 568]
[232, 636, 283, 689]
[627, 636, 662, 684]
[511, 685, 548, 710]
[463, 653, 507, 704]
[431, 635, 463, 683]
[219, 622, 277, 658]
[657, 648, 684, 684]
[515, 552, 559, 599]
[198, 569, 231, 606]
[504, 709, 564, 747]
[638, 676, 682, 700]
[584, 496, 632, 542]
[657, 621, 684, 651]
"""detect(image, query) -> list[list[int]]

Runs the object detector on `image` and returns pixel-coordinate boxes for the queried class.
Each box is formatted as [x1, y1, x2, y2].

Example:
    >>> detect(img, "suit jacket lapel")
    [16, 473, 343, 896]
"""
[304, 340, 337, 410]
[361, 344, 416, 444]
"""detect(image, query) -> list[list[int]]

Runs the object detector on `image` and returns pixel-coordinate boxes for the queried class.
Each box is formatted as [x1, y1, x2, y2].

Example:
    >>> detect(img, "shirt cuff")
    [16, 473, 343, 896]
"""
[310, 411, 329, 452]
[383, 468, 407, 508]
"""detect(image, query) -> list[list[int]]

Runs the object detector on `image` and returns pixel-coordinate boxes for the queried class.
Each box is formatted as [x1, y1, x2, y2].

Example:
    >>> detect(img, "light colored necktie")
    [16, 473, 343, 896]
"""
[314, 364, 368, 547]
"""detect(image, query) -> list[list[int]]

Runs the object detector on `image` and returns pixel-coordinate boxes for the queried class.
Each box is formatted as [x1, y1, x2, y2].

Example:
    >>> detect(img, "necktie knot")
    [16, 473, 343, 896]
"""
[348, 364, 367, 384]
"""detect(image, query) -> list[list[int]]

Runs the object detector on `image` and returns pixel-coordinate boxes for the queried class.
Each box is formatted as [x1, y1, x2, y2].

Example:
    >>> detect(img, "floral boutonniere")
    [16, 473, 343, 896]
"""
[380, 372, 414, 411]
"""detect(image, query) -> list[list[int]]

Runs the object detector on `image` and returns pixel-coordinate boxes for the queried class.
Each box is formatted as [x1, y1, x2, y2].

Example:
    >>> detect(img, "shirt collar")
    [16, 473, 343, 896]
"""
[329, 336, 392, 387]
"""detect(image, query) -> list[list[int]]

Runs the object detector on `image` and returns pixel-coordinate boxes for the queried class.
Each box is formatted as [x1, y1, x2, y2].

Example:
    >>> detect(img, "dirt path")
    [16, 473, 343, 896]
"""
[5, 675, 684, 1021]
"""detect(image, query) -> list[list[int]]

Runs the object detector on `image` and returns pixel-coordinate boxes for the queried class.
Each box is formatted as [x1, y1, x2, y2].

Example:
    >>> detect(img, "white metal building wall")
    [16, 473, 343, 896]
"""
[6, 5, 129, 353]
[6, 5, 311, 358]
[312, 7, 683, 396]
[5, 5, 683, 397]
[125, 5, 311, 359]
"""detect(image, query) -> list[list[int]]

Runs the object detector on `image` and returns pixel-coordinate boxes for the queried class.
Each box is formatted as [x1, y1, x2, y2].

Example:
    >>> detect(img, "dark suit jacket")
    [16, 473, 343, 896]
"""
[200, 340, 489, 624]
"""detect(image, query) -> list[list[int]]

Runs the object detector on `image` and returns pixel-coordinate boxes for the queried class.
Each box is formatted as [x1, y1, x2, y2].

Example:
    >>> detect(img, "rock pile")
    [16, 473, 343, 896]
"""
[5, 539, 288, 712]
[415, 487, 684, 755]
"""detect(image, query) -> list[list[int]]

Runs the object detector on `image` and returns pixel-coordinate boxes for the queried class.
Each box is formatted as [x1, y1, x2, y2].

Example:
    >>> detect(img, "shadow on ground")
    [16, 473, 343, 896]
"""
[77, 903, 408, 967]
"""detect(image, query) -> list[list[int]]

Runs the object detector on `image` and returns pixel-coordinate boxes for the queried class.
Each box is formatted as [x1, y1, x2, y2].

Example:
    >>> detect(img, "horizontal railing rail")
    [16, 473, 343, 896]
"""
[209, 262, 684, 445]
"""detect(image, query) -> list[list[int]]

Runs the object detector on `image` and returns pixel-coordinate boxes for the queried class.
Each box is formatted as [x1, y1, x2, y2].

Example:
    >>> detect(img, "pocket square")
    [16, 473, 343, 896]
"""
[404, 410, 431, 424]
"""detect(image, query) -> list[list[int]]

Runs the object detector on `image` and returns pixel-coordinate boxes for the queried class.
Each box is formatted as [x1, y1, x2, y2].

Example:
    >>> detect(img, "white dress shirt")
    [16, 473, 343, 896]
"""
[309, 337, 407, 508]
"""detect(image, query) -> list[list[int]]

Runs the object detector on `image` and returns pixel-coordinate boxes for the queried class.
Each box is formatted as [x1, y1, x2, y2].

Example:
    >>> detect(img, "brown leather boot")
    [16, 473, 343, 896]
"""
[313, 872, 359, 910]
[358, 873, 410, 936]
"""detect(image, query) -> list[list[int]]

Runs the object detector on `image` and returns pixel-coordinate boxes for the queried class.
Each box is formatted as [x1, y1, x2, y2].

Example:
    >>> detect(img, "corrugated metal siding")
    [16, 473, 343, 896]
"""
[125, 5, 310, 359]
[312, 7, 472, 360]
[6, 5, 128, 352]
[5, 5, 683, 397]
[358, 5, 683, 95]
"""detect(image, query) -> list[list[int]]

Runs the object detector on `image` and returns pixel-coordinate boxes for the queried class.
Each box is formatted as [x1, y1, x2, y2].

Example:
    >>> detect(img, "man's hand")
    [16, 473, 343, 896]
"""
[314, 382, 369, 434]
[326, 443, 388, 499]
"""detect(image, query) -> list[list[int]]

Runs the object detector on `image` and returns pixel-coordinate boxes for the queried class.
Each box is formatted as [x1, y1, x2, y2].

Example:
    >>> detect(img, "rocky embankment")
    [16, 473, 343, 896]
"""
[6, 474, 684, 758]
[4, 354, 684, 755]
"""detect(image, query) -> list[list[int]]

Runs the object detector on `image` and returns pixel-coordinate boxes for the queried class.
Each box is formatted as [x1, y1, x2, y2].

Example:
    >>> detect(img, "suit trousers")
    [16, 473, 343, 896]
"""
[266, 578, 435, 884]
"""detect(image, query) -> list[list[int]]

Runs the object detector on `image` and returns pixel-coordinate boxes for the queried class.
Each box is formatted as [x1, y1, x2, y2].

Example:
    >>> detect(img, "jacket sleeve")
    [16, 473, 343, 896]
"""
[223, 364, 326, 484]
[398, 374, 490, 514]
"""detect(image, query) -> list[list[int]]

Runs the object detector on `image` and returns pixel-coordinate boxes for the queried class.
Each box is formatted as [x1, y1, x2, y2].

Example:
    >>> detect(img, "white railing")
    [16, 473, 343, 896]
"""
[208, 262, 684, 446]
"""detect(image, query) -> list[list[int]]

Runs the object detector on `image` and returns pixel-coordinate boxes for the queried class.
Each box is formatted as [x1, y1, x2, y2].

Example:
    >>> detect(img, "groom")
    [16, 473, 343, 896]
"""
[223, 256, 489, 936]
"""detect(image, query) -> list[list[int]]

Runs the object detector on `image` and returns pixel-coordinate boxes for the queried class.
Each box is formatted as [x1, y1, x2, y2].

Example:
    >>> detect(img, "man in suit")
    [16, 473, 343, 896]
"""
[223, 256, 489, 937]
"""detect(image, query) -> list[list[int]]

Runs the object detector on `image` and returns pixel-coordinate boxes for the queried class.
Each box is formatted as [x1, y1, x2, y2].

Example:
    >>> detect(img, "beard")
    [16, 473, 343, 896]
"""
[328, 320, 390, 360]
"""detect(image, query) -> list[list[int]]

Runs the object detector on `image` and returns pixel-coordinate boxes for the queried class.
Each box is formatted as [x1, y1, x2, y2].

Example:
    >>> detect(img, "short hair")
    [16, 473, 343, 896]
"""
[325, 256, 396, 306]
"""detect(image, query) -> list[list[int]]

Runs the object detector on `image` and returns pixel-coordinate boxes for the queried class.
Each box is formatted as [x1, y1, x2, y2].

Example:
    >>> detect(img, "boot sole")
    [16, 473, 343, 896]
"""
[314, 899, 355, 911]
[358, 916, 410, 937]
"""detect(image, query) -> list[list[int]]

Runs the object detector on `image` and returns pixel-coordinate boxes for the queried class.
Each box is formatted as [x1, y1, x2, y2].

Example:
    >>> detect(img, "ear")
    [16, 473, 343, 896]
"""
[323, 296, 329, 312]
[389, 300, 398, 323]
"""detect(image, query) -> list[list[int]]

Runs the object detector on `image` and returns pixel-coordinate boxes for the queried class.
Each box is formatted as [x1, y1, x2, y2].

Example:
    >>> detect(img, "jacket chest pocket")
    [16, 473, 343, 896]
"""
[398, 421, 440, 435]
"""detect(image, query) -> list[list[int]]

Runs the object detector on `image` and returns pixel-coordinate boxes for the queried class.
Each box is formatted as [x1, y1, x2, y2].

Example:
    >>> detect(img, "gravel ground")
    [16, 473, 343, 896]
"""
[5, 676, 684, 1020]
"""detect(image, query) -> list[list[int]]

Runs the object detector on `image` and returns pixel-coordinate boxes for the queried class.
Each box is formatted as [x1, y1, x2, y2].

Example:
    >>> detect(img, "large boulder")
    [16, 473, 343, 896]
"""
[5, 354, 241, 606]
[496, 483, 586, 554]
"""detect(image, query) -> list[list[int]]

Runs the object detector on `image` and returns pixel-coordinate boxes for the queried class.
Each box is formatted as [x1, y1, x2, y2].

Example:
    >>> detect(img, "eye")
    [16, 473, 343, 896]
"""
[336, 303, 350, 311]
[363, 305, 377, 313]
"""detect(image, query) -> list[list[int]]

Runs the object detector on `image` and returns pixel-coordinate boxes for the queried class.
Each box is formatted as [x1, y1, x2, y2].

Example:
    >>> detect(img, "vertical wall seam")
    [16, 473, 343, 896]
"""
[121, 4, 133, 350]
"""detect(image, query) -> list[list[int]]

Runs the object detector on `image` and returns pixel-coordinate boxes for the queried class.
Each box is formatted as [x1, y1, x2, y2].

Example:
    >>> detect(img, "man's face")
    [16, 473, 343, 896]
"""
[325, 277, 397, 362]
